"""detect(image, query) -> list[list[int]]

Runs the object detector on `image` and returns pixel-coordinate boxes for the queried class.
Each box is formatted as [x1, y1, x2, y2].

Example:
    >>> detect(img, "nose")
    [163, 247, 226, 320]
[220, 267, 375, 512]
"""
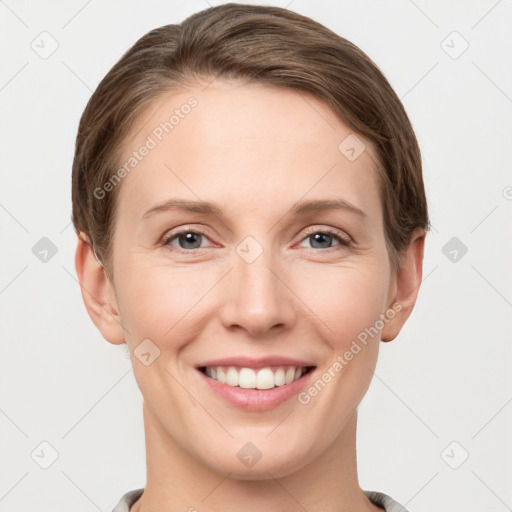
[217, 244, 296, 339]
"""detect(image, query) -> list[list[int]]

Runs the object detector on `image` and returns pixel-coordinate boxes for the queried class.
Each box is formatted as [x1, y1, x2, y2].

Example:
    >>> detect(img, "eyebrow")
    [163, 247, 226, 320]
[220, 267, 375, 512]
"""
[141, 198, 367, 221]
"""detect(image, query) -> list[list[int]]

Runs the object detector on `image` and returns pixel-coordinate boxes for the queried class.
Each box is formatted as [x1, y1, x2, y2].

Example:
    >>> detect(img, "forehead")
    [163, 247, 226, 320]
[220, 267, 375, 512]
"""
[115, 80, 383, 225]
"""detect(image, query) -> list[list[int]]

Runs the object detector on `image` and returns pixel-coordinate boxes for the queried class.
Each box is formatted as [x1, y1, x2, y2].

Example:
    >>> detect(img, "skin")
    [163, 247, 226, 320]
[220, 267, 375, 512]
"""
[75, 79, 425, 512]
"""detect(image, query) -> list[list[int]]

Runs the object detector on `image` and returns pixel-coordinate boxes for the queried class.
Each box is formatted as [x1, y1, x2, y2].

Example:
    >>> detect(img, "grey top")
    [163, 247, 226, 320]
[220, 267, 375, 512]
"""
[112, 488, 410, 511]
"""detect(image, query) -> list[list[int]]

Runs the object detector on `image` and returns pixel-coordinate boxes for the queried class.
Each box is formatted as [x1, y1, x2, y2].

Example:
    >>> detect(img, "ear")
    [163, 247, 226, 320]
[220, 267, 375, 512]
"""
[74, 232, 126, 345]
[381, 227, 426, 342]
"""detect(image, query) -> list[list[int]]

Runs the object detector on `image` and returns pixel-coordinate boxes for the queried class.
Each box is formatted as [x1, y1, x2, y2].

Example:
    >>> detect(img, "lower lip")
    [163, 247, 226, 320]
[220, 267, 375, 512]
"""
[197, 368, 315, 411]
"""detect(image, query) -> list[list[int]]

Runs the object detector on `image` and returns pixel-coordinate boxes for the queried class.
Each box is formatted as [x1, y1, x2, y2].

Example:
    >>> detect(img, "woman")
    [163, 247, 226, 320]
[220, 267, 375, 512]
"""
[72, 3, 429, 511]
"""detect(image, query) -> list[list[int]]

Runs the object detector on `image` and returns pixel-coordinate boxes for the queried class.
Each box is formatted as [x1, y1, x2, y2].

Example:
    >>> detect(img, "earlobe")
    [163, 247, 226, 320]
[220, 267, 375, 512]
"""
[74, 232, 126, 345]
[381, 227, 426, 342]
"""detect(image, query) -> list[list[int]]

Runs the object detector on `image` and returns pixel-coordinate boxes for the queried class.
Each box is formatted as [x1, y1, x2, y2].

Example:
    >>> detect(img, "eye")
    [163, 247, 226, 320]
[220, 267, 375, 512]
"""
[162, 227, 213, 252]
[297, 228, 351, 251]
[162, 226, 351, 254]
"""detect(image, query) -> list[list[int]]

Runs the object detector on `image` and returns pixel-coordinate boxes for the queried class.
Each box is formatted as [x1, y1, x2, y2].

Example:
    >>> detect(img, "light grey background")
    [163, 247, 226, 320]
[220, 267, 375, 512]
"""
[1, 1, 511, 510]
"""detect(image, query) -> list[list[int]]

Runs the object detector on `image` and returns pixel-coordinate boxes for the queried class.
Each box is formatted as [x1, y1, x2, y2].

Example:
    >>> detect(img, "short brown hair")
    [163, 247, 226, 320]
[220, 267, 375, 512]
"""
[71, 2, 430, 279]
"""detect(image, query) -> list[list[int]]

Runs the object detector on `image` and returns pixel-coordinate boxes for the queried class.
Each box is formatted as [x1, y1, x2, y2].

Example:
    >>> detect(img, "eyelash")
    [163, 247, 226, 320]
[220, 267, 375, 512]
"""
[162, 226, 352, 254]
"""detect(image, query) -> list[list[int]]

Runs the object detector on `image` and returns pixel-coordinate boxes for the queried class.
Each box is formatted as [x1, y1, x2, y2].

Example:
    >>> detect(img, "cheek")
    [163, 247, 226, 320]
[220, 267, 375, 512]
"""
[115, 262, 213, 343]
[115, 265, 208, 401]
[294, 262, 389, 346]
[115, 254, 390, 348]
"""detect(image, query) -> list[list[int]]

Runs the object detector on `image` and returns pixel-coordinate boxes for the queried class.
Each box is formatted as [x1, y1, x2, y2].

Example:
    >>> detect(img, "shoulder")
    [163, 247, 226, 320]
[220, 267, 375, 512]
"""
[111, 488, 144, 512]
[112, 488, 407, 512]
[364, 490, 411, 512]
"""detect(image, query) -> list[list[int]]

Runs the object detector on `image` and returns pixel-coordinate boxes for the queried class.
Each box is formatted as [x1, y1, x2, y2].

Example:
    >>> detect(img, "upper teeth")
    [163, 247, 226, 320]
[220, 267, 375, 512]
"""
[204, 366, 306, 389]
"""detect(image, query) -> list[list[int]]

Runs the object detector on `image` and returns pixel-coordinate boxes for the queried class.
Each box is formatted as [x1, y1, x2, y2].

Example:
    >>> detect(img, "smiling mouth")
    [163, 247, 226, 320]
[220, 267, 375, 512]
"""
[198, 365, 316, 390]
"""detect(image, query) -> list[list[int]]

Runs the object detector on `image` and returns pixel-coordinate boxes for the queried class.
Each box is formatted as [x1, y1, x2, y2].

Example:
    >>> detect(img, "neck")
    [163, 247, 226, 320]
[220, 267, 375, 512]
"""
[131, 402, 381, 512]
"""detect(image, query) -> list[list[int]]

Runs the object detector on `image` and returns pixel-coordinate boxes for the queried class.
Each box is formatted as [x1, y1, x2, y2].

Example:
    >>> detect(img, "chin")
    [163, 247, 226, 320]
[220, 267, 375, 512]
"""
[201, 441, 315, 481]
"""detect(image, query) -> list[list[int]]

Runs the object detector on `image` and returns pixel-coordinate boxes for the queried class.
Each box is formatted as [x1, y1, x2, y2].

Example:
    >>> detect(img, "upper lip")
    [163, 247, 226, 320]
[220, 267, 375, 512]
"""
[196, 356, 316, 369]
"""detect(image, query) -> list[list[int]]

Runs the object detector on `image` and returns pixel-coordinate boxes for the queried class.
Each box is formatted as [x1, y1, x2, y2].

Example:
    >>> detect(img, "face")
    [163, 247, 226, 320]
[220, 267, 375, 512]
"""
[87, 80, 414, 479]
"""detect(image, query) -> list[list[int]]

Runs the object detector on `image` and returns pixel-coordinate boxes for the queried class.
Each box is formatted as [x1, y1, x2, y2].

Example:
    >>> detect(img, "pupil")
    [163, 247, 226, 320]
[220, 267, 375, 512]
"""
[180, 232, 202, 249]
[311, 233, 331, 249]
